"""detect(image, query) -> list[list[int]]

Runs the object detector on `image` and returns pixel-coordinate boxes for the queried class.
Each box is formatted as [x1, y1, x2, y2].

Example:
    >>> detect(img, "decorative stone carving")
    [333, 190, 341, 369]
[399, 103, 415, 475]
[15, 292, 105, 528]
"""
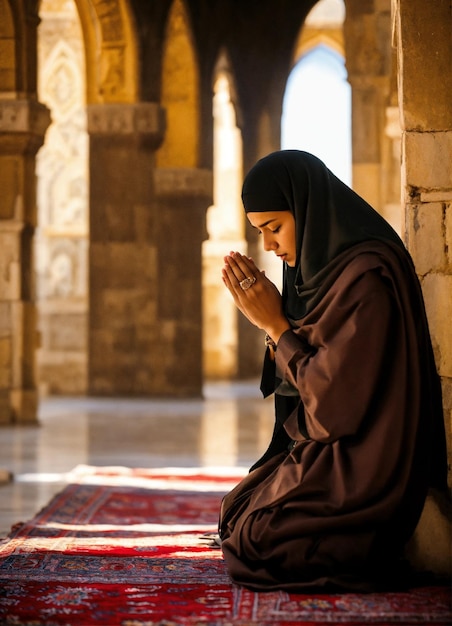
[0, 100, 50, 134]
[154, 167, 213, 200]
[36, 0, 88, 394]
[49, 251, 73, 297]
[87, 102, 165, 143]
[93, 0, 124, 42]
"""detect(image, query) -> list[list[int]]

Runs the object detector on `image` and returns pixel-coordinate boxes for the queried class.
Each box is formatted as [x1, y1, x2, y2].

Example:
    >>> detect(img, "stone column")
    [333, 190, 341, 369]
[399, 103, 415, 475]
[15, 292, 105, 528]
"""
[0, 99, 51, 423]
[394, 0, 452, 578]
[154, 168, 212, 396]
[87, 102, 165, 396]
[395, 0, 452, 455]
[344, 0, 392, 212]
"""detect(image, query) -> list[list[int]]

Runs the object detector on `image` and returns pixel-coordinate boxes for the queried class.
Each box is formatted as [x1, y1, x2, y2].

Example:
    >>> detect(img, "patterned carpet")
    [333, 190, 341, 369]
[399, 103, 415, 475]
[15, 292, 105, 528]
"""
[0, 465, 450, 625]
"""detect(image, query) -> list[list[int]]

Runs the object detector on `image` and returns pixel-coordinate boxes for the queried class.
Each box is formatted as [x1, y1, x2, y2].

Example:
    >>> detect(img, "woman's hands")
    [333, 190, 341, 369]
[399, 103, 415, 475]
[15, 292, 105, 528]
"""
[222, 251, 291, 344]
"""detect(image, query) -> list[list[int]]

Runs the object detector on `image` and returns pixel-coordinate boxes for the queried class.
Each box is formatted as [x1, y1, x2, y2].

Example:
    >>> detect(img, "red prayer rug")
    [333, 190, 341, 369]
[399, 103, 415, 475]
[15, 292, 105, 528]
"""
[0, 464, 450, 626]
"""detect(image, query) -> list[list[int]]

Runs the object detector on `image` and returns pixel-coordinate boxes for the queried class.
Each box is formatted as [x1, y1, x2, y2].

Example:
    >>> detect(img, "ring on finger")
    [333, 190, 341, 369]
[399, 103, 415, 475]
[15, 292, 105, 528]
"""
[239, 276, 256, 291]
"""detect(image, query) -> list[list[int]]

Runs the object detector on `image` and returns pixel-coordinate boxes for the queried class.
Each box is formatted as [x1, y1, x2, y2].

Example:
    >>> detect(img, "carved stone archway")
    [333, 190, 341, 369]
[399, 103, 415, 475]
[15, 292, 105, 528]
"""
[74, 0, 138, 105]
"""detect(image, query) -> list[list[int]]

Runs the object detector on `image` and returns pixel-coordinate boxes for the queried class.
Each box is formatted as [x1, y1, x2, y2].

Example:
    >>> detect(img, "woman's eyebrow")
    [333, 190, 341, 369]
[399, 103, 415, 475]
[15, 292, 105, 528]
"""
[255, 218, 277, 229]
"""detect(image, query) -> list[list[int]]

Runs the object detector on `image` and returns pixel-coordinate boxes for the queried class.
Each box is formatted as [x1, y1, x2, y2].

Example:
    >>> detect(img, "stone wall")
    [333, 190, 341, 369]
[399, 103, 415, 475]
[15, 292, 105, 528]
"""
[395, 0, 452, 475]
[395, 0, 452, 577]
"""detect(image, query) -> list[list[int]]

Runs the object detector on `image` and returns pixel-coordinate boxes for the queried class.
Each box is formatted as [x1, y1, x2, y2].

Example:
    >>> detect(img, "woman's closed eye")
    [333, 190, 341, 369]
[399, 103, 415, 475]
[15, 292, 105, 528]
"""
[258, 226, 281, 235]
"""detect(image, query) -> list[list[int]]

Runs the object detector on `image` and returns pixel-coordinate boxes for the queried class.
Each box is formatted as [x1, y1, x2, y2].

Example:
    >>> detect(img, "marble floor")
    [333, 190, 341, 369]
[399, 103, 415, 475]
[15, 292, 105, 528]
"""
[0, 380, 274, 538]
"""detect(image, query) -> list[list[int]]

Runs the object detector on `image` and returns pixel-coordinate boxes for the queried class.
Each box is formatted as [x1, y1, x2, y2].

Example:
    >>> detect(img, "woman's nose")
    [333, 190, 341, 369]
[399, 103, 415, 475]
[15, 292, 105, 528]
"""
[263, 232, 277, 251]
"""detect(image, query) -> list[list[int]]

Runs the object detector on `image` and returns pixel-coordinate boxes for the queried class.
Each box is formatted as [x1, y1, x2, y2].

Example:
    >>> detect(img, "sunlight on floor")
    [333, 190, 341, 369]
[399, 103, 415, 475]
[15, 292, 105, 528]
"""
[0, 381, 272, 537]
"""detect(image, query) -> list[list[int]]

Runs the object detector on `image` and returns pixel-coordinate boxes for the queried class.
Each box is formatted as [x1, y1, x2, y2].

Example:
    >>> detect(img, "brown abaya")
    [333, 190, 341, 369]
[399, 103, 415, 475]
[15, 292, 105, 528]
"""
[218, 151, 448, 592]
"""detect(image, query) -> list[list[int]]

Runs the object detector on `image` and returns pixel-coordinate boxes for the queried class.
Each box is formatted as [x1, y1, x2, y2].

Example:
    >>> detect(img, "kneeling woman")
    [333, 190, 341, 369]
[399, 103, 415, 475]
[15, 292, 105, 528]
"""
[220, 150, 448, 592]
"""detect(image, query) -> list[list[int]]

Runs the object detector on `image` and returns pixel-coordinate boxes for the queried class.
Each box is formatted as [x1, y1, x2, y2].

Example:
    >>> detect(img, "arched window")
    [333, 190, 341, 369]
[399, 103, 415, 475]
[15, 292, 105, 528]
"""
[281, 44, 351, 185]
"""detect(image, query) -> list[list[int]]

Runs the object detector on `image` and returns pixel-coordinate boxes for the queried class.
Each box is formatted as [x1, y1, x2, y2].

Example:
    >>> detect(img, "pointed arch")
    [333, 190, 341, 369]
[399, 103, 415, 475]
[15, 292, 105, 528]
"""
[293, 0, 345, 61]
[73, 0, 138, 103]
[282, 0, 351, 184]
[202, 49, 244, 379]
[210, 48, 243, 239]
[157, 0, 200, 167]
[282, 45, 351, 184]
[213, 49, 243, 131]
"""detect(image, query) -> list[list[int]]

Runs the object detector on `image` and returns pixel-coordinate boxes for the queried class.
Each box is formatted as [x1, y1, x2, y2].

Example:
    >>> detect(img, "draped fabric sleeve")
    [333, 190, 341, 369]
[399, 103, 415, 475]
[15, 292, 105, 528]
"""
[275, 267, 396, 443]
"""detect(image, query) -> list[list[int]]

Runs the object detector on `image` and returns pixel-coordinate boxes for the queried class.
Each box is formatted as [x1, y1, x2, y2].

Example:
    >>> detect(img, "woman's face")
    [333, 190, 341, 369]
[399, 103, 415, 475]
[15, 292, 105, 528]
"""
[247, 211, 296, 266]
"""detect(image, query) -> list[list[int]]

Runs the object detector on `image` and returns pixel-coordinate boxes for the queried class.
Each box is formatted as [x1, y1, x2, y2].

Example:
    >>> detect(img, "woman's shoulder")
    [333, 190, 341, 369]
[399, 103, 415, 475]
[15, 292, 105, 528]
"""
[336, 240, 414, 285]
[317, 241, 413, 314]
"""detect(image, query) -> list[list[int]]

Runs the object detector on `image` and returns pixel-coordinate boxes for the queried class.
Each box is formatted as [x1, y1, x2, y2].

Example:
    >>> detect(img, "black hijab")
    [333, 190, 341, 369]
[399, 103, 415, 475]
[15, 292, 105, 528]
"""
[242, 150, 405, 318]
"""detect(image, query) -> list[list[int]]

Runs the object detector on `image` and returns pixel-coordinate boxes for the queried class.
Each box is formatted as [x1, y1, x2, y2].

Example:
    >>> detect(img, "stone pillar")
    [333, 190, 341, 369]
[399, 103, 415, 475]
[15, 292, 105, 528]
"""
[344, 0, 392, 212]
[154, 168, 212, 396]
[87, 102, 165, 396]
[394, 0, 452, 577]
[0, 99, 51, 423]
[395, 0, 452, 460]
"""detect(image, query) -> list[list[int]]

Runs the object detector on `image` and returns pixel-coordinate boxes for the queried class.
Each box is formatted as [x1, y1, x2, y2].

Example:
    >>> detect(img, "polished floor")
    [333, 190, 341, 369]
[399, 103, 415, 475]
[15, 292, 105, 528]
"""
[0, 380, 274, 538]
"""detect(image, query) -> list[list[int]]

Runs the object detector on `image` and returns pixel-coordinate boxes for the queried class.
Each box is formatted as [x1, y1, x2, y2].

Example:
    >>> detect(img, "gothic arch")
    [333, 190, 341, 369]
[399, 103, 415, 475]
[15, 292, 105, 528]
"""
[282, 44, 352, 185]
[203, 49, 244, 379]
[292, 0, 345, 65]
[157, 0, 200, 167]
[212, 48, 243, 132]
[294, 32, 344, 60]
[73, 0, 138, 103]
